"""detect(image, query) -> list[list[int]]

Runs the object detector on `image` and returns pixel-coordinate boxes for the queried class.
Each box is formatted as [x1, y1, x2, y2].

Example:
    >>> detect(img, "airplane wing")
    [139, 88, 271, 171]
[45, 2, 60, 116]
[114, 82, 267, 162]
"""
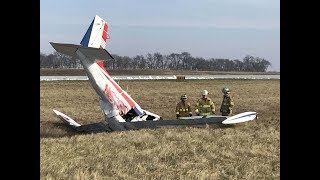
[53, 110, 256, 133]
[53, 109, 112, 132]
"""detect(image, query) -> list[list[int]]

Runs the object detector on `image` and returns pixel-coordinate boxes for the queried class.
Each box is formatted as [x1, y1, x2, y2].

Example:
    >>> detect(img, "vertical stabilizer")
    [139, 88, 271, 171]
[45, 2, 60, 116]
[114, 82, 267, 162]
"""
[80, 15, 109, 49]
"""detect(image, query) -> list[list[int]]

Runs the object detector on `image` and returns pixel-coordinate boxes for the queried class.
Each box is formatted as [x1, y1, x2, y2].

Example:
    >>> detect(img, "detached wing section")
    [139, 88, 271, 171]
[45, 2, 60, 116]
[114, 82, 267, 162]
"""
[53, 109, 112, 132]
[49, 42, 114, 61]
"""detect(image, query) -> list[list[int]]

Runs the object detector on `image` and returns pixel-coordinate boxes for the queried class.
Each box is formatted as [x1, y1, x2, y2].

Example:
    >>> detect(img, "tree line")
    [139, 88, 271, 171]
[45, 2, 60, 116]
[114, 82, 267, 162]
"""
[40, 51, 271, 72]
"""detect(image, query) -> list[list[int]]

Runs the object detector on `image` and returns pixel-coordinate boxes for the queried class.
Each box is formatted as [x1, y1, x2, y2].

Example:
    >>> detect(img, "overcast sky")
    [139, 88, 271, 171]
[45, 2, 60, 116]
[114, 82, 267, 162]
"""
[40, 0, 280, 71]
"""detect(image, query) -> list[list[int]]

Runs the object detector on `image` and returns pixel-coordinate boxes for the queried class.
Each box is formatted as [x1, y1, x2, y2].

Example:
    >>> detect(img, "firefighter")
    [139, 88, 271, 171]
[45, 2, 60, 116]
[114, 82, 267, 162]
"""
[220, 87, 234, 116]
[195, 90, 215, 116]
[176, 94, 192, 119]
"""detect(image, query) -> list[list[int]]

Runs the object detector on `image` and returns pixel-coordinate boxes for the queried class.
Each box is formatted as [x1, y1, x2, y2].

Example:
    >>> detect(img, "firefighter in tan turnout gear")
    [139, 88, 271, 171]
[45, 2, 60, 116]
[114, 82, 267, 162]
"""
[195, 90, 215, 116]
[176, 94, 192, 119]
[220, 87, 234, 116]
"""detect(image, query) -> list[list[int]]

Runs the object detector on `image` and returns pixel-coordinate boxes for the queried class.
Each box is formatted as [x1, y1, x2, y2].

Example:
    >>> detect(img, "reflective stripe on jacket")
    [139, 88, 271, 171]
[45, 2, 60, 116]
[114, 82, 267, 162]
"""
[195, 97, 215, 115]
[176, 101, 192, 117]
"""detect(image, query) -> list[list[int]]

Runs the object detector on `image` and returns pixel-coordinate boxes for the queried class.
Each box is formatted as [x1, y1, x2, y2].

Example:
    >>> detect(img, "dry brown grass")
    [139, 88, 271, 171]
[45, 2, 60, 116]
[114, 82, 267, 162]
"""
[40, 79, 279, 179]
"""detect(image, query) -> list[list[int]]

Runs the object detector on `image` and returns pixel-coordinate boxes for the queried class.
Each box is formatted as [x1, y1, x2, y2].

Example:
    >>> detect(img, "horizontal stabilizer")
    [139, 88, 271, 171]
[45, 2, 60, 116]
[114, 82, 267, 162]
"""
[49, 42, 114, 60]
[49, 43, 80, 57]
[222, 112, 257, 124]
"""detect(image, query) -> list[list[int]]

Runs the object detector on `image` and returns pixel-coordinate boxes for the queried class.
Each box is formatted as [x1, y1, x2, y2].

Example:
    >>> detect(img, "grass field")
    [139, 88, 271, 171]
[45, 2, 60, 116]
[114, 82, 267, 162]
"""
[40, 79, 280, 179]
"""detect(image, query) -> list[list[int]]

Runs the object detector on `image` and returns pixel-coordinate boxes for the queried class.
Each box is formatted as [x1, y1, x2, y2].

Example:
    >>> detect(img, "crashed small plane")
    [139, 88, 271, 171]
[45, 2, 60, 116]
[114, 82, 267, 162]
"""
[50, 15, 257, 133]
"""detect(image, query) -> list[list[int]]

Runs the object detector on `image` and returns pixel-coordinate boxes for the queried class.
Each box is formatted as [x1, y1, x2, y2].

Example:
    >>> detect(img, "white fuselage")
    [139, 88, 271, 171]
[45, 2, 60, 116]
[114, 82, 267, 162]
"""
[74, 49, 161, 129]
[76, 50, 126, 123]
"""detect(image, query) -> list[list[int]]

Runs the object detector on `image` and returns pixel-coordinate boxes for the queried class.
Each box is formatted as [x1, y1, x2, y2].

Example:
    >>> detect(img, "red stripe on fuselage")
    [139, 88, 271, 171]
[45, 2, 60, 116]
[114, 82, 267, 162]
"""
[96, 61, 135, 107]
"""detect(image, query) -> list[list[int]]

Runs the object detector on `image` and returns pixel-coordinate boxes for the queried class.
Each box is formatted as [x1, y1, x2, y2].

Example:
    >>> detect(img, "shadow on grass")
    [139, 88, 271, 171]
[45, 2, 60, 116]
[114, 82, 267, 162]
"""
[40, 121, 235, 139]
[40, 122, 86, 138]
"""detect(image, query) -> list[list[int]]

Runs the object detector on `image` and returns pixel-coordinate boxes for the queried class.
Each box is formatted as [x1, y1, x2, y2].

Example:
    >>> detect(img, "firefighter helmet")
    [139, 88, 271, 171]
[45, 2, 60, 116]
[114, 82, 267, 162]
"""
[222, 87, 230, 94]
[181, 94, 187, 99]
[202, 90, 208, 96]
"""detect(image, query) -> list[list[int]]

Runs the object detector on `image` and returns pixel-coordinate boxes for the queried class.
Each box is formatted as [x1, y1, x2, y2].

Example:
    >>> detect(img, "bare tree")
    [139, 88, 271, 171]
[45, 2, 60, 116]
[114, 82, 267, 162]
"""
[40, 51, 272, 72]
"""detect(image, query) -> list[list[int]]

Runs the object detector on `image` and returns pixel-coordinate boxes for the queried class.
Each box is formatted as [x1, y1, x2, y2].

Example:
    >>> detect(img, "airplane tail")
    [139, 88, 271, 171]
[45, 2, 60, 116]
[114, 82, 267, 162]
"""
[78, 15, 161, 122]
[50, 15, 111, 59]
[80, 15, 109, 49]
